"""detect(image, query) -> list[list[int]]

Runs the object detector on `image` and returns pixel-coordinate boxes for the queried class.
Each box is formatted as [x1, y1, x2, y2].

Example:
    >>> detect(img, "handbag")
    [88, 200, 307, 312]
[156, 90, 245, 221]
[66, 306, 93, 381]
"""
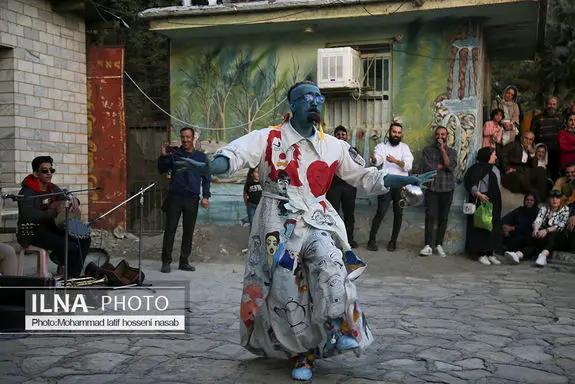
[463, 201, 476, 215]
[473, 201, 493, 231]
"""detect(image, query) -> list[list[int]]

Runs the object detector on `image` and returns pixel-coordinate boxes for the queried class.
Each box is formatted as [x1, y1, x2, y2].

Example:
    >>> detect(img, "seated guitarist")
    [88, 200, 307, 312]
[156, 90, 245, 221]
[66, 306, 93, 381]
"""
[16, 156, 89, 277]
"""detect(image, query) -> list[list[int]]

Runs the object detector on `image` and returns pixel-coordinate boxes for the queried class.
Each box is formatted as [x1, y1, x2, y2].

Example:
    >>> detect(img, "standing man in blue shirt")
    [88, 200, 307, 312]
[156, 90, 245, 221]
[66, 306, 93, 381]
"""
[158, 127, 211, 273]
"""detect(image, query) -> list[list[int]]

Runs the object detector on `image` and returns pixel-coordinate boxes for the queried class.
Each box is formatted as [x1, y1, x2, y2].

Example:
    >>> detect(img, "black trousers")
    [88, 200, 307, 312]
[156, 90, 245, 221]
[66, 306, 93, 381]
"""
[424, 190, 454, 247]
[30, 228, 91, 278]
[502, 166, 548, 201]
[326, 183, 357, 242]
[518, 231, 568, 259]
[161, 194, 199, 264]
[369, 188, 403, 243]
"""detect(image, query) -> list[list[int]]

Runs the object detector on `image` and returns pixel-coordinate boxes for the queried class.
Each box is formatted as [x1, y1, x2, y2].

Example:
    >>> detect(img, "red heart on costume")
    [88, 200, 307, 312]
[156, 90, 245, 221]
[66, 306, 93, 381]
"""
[307, 160, 338, 197]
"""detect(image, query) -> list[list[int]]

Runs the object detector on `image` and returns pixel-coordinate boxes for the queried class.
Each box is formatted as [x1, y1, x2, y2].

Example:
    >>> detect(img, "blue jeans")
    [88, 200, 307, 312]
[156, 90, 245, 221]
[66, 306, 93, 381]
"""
[247, 203, 258, 228]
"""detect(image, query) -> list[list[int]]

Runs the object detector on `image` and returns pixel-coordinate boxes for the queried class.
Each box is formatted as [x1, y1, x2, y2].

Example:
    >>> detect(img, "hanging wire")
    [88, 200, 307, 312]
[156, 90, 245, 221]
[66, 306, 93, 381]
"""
[124, 71, 288, 131]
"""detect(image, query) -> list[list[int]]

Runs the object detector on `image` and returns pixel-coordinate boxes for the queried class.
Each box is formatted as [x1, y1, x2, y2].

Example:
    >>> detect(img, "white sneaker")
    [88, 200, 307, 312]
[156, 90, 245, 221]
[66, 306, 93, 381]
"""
[488, 256, 501, 265]
[435, 245, 447, 258]
[535, 253, 547, 267]
[419, 245, 433, 256]
[504, 251, 520, 264]
[478, 256, 491, 265]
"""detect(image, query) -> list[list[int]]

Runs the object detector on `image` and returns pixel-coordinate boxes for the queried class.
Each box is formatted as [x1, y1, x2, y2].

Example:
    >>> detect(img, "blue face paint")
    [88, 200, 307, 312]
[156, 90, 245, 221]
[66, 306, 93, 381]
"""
[289, 84, 324, 137]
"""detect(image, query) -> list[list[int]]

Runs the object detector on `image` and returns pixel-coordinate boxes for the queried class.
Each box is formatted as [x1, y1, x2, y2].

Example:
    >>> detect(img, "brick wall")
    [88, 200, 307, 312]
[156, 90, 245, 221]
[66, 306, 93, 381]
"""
[0, 0, 88, 212]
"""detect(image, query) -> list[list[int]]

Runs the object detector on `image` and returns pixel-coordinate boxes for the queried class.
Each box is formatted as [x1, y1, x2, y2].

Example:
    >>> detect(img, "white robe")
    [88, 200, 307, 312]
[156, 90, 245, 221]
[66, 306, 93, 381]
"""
[216, 122, 389, 359]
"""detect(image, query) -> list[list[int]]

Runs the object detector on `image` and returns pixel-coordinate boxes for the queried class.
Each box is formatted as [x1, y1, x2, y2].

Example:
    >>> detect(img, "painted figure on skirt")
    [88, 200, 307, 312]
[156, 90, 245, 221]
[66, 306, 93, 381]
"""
[174, 81, 436, 381]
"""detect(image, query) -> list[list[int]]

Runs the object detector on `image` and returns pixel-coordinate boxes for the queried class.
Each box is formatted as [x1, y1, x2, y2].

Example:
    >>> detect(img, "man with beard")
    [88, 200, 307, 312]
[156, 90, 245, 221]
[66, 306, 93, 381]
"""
[553, 163, 575, 206]
[326, 125, 363, 248]
[367, 122, 414, 251]
[531, 96, 563, 180]
[173, 80, 435, 381]
[420, 126, 458, 257]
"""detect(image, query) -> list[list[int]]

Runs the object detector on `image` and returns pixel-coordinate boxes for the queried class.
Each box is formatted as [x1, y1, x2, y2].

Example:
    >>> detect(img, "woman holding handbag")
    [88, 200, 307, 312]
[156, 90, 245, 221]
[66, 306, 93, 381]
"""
[464, 147, 503, 265]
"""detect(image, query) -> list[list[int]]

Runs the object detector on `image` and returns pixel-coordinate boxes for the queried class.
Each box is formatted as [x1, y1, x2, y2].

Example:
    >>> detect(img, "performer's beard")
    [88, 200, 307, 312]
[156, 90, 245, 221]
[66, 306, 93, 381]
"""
[307, 110, 321, 124]
[388, 136, 401, 146]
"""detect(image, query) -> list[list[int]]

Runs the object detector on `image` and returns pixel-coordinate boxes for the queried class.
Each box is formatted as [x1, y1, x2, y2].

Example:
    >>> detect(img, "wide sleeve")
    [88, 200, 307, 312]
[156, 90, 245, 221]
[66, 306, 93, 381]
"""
[336, 141, 388, 195]
[214, 129, 270, 178]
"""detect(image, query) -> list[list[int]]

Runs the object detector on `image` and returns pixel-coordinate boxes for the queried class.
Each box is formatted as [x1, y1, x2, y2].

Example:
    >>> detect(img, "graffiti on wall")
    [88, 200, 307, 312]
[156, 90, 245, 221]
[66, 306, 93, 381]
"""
[171, 46, 307, 145]
[432, 24, 481, 180]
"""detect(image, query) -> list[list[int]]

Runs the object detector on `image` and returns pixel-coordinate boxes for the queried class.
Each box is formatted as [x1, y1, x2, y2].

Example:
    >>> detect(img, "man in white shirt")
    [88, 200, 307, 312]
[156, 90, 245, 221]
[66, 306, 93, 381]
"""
[367, 123, 414, 251]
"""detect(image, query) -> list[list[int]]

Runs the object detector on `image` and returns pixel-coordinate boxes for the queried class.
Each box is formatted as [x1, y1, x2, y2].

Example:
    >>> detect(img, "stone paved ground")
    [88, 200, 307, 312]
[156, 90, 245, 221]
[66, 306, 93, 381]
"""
[2, 254, 575, 384]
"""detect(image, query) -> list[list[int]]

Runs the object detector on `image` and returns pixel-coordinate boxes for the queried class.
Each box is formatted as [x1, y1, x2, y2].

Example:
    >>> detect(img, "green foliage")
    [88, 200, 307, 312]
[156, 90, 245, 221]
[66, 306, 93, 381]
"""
[86, 0, 173, 124]
[492, 0, 575, 112]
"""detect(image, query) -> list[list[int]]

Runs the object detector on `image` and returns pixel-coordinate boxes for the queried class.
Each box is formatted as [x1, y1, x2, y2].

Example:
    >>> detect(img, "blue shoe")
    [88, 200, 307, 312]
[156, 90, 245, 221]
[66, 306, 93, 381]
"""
[292, 365, 312, 381]
[336, 335, 359, 351]
[292, 355, 313, 381]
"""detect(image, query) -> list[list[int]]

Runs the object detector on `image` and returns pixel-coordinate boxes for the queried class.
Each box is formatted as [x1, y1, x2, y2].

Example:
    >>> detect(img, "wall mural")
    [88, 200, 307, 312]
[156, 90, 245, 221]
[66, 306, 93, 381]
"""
[432, 24, 481, 180]
[170, 45, 306, 145]
[394, 22, 481, 179]
[170, 22, 482, 182]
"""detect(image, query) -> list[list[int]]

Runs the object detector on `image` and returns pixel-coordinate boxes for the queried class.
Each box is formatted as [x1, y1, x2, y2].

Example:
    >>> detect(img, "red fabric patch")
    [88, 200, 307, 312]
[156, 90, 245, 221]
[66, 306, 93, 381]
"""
[319, 200, 327, 212]
[264, 129, 303, 186]
[307, 160, 338, 197]
[240, 284, 263, 329]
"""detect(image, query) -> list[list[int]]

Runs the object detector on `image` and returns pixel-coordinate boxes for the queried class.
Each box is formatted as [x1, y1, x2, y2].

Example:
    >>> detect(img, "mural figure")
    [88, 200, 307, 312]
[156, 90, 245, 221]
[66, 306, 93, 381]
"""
[432, 24, 481, 180]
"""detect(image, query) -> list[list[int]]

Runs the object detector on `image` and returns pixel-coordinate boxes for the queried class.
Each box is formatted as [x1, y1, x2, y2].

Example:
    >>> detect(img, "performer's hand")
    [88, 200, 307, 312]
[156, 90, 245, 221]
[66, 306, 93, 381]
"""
[415, 170, 437, 188]
[506, 168, 516, 174]
[369, 154, 377, 164]
[161, 143, 169, 156]
[174, 157, 211, 175]
[568, 216, 575, 232]
[201, 198, 209, 209]
[174, 155, 229, 176]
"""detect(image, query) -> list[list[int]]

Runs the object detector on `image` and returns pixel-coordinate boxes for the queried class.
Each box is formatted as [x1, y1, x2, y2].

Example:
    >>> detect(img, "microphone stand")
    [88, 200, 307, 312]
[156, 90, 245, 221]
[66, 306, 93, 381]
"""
[89, 183, 156, 290]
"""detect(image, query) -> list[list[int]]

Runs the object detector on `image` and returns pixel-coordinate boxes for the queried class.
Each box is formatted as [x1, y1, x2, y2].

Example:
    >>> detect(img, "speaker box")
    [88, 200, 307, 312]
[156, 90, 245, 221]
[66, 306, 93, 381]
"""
[0, 276, 55, 331]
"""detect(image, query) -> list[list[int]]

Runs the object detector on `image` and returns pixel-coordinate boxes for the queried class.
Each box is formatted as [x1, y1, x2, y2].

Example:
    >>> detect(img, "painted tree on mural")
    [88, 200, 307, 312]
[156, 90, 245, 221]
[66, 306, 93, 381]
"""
[171, 46, 303, 143]
[230, 49, 286, 133]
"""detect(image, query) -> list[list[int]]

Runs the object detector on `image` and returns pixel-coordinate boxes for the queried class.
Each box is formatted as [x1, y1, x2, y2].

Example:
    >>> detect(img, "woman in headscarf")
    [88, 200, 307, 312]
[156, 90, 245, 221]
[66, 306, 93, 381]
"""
[504, 189, 569, 267]
[464, 147, 503, 265]
[492, 85, 520, 145]
[501, 193, 539, 252]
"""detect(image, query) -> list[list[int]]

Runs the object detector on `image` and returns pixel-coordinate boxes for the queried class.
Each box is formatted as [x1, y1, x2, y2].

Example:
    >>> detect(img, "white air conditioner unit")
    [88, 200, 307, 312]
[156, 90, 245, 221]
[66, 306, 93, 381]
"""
[317, 47, 361, 89]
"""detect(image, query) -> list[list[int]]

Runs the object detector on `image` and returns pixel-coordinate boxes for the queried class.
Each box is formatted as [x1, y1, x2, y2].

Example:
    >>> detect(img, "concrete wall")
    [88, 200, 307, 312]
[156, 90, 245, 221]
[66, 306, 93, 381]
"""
[0, 0, 87, 209]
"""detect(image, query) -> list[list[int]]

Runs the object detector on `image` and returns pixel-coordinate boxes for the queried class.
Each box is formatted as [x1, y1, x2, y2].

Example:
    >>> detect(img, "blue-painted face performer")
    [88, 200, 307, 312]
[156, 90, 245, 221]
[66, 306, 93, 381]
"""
[175, 80, 436, 381]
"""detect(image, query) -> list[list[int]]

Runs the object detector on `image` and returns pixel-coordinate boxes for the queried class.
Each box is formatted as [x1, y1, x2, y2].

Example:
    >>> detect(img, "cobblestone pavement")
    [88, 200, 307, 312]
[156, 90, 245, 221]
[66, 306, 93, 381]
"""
[2, 256, 575, 384]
